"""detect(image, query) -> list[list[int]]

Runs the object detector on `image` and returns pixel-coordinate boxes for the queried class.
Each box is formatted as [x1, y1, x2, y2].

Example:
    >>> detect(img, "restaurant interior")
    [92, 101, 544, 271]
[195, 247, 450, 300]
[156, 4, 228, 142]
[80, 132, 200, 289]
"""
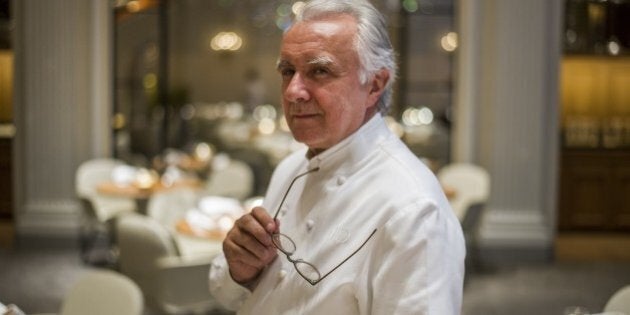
[1, 0, 630, 314]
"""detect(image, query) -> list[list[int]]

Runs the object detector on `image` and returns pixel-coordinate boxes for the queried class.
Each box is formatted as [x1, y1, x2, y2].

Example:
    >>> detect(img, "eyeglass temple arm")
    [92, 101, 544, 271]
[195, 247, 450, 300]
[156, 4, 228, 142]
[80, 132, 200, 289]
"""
[313, 228, 378, 285]
[272, 167, 320, 220]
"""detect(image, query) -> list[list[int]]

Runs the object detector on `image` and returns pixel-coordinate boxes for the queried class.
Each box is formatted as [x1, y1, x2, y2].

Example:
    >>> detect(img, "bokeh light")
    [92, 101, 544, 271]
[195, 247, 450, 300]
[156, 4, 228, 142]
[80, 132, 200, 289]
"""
[441, 32, 458, 52]
[210, 32, 243, 51]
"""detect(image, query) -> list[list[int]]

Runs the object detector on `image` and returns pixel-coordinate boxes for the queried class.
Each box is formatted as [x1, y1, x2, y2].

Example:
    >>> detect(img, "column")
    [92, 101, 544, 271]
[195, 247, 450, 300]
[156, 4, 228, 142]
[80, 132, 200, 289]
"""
[13, 0, 112, 237]
[454, 0, 562, 257]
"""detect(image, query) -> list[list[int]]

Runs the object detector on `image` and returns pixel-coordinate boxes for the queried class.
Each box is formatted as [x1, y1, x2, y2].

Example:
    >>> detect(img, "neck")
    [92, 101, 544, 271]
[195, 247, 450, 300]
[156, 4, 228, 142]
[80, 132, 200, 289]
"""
[306, 108, 378, 159]
[363, 106, 378, 125]
[307, 148, 324, 159]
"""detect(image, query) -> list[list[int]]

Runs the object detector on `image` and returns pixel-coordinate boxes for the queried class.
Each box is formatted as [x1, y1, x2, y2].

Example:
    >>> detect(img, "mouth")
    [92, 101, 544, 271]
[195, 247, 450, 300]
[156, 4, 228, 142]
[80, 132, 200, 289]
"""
[285, 102, 322, 121]
[292, 113, 320, 119]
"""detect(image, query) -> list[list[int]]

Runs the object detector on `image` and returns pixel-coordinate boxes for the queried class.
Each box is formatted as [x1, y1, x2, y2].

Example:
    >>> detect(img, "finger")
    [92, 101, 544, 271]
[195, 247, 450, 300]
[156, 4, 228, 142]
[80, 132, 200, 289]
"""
[274, 218, 281, 233]
[224, 233, 278, 273]
[223, 238, 268, 284]
[223, 234, 268, 268]
[237, 213, 273, 247]
[227, 226, 274, 261]
[237, 210, 274, 246]
[250, 207, 277, 233]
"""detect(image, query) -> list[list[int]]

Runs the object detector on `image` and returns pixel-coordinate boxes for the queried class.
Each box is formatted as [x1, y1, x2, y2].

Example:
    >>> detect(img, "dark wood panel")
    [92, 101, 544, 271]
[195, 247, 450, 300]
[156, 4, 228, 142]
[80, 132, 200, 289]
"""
[568, 167, 609, 227]
[559, 149, 630, 231]
[612, 164, 630, 228]
[0, 138, 12, 220]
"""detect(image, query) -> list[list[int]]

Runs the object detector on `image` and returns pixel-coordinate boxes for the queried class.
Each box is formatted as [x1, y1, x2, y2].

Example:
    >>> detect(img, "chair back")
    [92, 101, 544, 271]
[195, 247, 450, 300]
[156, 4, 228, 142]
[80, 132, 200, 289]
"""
[75, 158, 136, 222]
[117, 214, 222, 314]
[604, 285, 630, 314]
[75, 158, 125, 198]
[117, 213, 180, 300]
[206, 157, 254, 200]
[60, 269, 143, 315]
[437, 163, 490, 221]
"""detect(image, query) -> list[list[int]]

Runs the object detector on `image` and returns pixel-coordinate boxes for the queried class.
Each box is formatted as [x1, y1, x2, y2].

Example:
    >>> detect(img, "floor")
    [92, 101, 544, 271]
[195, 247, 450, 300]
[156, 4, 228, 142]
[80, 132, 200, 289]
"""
[463, 262, 630, 315]
[1, 237, 629, 315]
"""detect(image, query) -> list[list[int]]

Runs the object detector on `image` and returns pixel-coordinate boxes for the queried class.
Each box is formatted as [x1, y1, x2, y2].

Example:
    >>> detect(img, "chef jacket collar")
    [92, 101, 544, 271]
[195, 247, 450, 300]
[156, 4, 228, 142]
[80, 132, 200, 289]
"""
[305, 113, 390, 173]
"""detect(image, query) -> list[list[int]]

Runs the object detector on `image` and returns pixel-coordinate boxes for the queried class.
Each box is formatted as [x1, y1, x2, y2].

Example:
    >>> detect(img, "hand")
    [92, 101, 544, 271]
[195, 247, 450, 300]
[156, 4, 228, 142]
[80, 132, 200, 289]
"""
[223, 206, 279, 287]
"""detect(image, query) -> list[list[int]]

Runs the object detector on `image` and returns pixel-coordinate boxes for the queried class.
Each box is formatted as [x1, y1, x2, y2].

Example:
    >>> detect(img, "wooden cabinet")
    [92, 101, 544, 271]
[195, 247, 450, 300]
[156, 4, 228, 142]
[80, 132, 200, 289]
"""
[0, 51, 13, 122]
[558, 149, 630, 231]
[559, 57, 630, 231]
[0, 137, 12, 220]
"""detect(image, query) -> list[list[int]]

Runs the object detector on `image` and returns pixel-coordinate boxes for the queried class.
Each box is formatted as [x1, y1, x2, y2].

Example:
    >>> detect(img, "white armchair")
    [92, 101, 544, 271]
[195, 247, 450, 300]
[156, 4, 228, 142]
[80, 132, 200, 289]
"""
[31, 269, 144, 315]
[75, 158, 136, 264]
[604, 285, 630, 315]
[437, 163, 490, 222]
[116, 213, 222, 315]
[437, 163, 490, 273]
[205, 155, 254, 200]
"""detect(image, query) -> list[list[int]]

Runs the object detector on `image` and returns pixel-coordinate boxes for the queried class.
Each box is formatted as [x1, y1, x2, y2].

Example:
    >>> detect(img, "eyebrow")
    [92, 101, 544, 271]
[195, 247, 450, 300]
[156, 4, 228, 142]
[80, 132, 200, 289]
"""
[276, 56, 335, 70]
[307, 56, 334, 67]
[276, 59, 291, 71]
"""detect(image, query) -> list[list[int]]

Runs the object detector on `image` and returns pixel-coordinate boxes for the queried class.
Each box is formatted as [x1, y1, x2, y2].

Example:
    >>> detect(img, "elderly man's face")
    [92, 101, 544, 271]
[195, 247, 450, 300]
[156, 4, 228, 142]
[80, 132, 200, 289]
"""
[278, 14, 381, 152]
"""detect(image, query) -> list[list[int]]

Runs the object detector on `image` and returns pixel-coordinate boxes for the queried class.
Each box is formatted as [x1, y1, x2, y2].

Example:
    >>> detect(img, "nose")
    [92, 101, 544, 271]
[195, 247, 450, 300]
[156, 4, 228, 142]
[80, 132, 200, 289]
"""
[284, 73, 310, 103]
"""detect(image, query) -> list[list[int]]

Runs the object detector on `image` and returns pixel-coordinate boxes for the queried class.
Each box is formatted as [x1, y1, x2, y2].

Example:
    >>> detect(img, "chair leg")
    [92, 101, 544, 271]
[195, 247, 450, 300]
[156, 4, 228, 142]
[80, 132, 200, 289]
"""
[78, 220, 118, 268]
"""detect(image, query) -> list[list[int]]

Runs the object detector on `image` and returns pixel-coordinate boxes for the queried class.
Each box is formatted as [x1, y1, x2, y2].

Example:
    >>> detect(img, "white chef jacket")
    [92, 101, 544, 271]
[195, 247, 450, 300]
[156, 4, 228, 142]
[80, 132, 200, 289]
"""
[209, 113, 466, 314]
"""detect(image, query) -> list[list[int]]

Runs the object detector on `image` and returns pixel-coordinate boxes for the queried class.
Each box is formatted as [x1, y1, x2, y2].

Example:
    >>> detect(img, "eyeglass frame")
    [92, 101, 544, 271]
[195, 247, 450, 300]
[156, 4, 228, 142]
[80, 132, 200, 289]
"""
[270, 167, 378, 286]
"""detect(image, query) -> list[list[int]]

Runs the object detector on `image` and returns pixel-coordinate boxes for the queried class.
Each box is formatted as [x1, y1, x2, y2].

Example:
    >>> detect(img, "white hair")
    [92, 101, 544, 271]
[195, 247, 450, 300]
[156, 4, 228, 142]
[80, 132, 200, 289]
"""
[291, 0, 398, 114]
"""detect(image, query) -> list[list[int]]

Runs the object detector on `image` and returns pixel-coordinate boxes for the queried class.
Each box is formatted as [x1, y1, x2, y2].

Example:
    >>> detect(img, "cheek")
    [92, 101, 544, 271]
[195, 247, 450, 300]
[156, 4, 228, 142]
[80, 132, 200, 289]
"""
[320, 98, 362, 137]
[322, 87, 365, 117]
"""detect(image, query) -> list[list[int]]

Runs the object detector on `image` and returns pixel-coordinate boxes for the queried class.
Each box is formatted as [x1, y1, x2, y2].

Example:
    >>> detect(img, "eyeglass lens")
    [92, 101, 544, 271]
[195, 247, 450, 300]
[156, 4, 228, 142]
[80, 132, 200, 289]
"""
[272, 233, 321, 282]
[272, 233, 296, 254]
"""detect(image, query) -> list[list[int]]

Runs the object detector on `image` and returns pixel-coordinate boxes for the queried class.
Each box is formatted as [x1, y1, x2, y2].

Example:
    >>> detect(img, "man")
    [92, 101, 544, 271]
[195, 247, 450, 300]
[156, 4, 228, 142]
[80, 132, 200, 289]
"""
[209, 0, 465, 313]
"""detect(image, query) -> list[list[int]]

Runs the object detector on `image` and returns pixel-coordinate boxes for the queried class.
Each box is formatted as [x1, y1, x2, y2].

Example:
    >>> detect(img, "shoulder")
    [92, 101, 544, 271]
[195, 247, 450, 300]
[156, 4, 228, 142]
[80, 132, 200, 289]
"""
[371, 137, 445, 203]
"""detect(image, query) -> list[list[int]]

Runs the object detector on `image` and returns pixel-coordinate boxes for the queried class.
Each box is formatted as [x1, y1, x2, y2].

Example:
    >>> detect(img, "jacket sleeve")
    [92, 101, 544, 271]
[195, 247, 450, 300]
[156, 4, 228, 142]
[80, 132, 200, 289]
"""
[208, 253, 252, 311]
[359, 199, 466, 315]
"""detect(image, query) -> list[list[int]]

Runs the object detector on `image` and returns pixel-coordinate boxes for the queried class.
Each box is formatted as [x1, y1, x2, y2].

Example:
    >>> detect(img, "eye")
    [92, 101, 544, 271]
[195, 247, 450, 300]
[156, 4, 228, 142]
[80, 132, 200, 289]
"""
[279, 68, 295, 79]
[311, 67, 329, 77]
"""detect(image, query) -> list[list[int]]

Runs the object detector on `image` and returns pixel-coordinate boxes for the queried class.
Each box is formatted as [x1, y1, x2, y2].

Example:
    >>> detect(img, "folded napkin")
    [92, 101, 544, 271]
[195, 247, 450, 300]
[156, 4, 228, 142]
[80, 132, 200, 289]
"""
[185, 196, 244, 233]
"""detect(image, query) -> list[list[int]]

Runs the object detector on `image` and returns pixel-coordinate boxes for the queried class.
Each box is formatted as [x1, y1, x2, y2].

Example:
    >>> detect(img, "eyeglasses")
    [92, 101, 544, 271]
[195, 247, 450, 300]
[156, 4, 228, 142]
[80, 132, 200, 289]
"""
[271, 167, 378, 286]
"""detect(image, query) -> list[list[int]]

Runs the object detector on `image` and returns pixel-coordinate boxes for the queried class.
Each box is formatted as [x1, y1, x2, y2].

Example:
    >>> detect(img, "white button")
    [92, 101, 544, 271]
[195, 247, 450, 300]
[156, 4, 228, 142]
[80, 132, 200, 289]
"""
[306, 219, 315, 231]
[337, 176, 346, 185]
[280, 206, 288, 216]
[275, 269, 287, 287]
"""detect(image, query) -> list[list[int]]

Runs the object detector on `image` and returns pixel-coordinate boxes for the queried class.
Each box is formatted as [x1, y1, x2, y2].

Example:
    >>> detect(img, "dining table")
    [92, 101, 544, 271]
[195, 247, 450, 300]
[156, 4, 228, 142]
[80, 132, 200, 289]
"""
[168, 195, 248, 257]
[172, 219, 226, 257]
[175, 219, 227, 241]
[96, 178, 203, 214]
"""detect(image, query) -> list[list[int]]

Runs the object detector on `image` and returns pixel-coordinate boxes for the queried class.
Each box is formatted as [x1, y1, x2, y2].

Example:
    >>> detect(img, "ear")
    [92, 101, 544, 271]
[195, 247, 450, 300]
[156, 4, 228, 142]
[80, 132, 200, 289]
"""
[365, 68, 390, 108]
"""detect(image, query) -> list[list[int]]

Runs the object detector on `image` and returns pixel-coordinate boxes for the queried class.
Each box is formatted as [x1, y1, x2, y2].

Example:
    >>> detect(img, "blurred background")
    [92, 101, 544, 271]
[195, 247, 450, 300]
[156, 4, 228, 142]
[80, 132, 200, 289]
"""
[0, 0, 629, 314]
